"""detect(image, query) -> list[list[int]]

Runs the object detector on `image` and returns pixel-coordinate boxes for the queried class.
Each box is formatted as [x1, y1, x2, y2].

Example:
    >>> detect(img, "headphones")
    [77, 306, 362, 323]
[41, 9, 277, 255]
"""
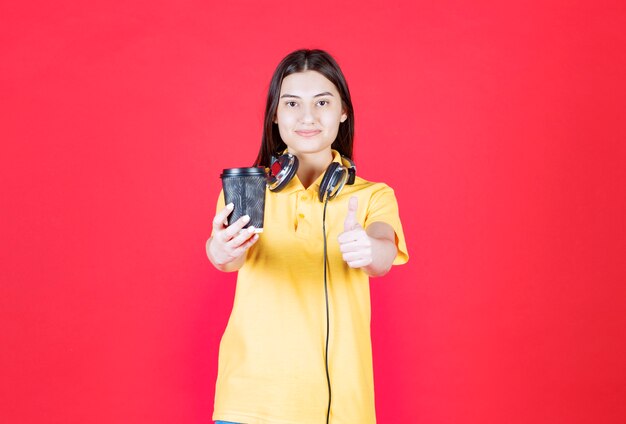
[266, 150, 357, 202]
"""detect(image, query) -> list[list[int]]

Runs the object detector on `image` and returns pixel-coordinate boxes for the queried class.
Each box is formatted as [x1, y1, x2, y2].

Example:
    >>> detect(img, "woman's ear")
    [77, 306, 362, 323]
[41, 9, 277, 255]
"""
[340, 106, 348, 123]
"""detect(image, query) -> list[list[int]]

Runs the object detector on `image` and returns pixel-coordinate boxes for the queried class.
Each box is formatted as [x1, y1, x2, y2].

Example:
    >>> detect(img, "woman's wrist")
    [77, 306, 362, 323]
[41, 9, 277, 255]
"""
[362, 236, 397, 277]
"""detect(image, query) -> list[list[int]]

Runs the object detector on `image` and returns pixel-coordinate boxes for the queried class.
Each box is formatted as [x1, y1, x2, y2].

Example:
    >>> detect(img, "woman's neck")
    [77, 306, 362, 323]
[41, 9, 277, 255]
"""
[293, 149, 334, 189]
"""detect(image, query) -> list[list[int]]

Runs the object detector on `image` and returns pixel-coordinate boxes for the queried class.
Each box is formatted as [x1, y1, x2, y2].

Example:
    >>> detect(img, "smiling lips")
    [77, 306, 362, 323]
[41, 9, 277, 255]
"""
[295, 130, 322, 137]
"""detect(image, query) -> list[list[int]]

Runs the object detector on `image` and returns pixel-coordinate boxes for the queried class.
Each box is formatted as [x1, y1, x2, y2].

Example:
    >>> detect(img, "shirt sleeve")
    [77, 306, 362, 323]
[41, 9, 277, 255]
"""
[215, 188, 226, 216]
[209, 189, 227, 237]
[364, 184, 409, 265]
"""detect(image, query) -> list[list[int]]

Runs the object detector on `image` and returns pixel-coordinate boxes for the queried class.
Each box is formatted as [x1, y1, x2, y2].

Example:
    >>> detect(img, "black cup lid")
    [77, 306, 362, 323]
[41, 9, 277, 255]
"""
[221, 167, 266, 177]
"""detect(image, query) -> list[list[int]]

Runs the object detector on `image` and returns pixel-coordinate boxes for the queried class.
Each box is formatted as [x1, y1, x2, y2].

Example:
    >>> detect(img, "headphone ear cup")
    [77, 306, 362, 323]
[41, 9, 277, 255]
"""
[267, 153, 298, 192]
[340, 156, 357, 185]
[318, 162, 348, 202]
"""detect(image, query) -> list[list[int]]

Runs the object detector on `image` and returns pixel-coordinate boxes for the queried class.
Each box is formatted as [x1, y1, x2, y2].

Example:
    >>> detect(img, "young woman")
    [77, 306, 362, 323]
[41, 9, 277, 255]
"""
[206, 49, 409, 424]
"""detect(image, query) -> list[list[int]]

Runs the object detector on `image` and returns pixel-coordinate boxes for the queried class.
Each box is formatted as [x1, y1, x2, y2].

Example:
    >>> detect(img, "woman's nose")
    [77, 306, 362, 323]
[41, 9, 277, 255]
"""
[299, 105, 316, 123]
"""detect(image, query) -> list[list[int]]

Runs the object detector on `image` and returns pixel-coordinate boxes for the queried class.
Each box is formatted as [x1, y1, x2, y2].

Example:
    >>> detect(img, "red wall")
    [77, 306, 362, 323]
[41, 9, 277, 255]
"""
[1, 0, 625, 422]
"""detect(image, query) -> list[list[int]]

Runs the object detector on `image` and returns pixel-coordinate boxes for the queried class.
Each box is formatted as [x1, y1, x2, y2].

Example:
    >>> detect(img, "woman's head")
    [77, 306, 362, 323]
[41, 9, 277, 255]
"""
[254, 49, 355, 167]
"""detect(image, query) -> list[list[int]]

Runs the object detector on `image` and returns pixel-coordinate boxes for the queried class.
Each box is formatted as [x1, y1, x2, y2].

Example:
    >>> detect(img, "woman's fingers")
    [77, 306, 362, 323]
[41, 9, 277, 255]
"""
[213, 212, 250, 243]
[222, 215, 251, 240]
[213, 203, 234, 231]
[342, 251, 368, 262]
[346, 258, 372, 268]
[230, 233, 260, 258]
[227, 226, 257, 248]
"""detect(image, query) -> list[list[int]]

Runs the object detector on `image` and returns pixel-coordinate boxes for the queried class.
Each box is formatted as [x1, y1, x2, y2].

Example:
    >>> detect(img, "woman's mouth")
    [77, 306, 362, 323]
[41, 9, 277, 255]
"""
[295, 130, 321, 137]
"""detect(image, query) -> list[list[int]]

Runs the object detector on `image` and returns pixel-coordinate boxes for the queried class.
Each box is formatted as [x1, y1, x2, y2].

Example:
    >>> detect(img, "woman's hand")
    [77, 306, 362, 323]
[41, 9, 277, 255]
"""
[338, 197, 373, 269]
[338, 196, 397, 277]
[207, 203, 259, 270]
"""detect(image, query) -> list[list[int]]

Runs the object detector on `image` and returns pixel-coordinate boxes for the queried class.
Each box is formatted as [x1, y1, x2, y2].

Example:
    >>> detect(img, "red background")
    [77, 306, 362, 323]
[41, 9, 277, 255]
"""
[1, 0, 625, 423]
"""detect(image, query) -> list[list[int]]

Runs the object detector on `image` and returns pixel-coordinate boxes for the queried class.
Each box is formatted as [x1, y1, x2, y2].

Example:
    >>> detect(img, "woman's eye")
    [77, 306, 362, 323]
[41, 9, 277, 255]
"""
[286, 101, 297, 107]
[317, 100, 328, 106]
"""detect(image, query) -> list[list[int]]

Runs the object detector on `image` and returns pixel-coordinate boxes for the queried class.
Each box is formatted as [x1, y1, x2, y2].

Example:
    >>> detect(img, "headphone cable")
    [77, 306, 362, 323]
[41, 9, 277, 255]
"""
[322, 195, 331, 424]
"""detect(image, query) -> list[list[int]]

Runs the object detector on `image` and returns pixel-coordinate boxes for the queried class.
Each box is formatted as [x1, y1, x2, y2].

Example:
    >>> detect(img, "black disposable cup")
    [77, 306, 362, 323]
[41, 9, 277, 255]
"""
[220, 167, 266, 233]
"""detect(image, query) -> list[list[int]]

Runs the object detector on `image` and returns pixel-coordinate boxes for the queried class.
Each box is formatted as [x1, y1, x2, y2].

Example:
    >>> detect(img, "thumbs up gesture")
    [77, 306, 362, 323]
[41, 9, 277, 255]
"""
[338, 196, 373, 268]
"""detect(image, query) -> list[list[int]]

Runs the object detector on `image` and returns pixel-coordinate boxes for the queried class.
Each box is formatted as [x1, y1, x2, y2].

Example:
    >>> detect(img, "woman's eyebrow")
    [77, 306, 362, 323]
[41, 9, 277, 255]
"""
[279, 91, 335, 99]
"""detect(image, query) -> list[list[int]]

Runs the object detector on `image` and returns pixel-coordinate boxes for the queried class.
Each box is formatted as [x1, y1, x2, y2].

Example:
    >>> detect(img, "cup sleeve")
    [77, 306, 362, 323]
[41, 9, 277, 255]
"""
[363, 184, 409, 265]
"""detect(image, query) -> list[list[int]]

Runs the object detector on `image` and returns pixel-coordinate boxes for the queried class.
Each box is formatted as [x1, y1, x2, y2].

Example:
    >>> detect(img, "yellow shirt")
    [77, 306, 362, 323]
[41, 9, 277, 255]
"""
[212, 150, 409, 424]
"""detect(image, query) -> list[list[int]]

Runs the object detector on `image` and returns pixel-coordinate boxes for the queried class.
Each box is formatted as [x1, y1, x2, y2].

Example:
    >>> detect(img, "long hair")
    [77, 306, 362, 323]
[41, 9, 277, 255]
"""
[253, 49, 355, 167]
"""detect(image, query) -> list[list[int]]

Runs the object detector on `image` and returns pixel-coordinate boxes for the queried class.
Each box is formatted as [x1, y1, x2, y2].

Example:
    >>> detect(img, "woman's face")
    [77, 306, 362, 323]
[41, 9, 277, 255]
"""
[274, 70, 347, 157]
